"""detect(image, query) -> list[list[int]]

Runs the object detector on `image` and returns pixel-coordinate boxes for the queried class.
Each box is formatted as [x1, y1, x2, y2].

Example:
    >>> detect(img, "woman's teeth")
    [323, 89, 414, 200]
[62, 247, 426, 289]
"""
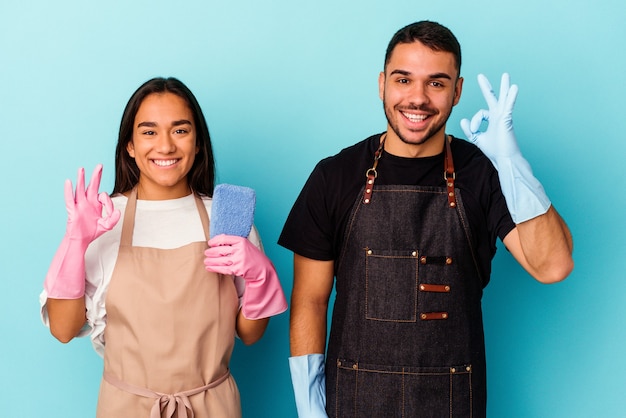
[153, 159, 177, 167]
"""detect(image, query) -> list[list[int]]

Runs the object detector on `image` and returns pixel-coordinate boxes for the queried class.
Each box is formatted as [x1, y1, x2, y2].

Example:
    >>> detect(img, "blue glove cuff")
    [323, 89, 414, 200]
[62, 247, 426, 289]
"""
[492, 155, 551, 223]
[289, 354, 328, 418]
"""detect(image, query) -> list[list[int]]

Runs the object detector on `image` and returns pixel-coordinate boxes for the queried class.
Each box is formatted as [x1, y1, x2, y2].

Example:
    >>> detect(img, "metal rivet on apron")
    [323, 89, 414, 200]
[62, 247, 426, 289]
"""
[352, 364, 358, 370]
[367, 179, 374, 185]
[444, 285, 450, 292]
[419, 285, 425, 291]
[466, 366, 471, 372]
[420, 314, 427, 320]
[450, 367, 456, 373]
[367, 249, 372, 255]
[364, 198, 370, 204]
[442, 313, 448, 319]
[449, 202, 456, 208]
[366, 188, 371, 193]
[412, 251, 417, 257]
[337, 360, 342, 366]
[420, 256, 427, 264]
[446, 257, 453, 265]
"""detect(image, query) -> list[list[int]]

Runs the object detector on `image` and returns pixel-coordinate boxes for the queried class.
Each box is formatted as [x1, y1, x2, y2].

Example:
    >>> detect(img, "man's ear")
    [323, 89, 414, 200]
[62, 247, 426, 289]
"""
[453, 76, 464, 106]
[378, 71, 386, 101]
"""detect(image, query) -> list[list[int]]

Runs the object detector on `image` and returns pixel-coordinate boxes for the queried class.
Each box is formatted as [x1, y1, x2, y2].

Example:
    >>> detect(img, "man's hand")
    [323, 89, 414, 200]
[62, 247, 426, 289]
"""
[460, 73, 550, 224]
[460, 73, 521, 161]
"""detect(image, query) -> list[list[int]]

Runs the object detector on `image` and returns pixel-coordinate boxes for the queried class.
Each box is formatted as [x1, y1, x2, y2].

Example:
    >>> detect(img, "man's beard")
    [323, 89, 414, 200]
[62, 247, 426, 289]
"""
[383, 102, 452, 146]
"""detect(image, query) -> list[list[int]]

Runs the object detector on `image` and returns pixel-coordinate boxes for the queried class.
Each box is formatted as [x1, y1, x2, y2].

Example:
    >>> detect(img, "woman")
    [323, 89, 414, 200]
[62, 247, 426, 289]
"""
[40, 77, 287, 417]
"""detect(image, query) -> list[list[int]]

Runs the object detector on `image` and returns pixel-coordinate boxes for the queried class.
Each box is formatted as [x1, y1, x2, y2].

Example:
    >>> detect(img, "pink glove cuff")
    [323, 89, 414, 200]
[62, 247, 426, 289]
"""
[44, 235, 87, 299]
[241, 268, 288, 319]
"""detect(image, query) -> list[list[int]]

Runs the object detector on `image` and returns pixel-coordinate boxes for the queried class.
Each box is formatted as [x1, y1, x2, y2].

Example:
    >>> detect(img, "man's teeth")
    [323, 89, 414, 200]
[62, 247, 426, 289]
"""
[153, 159, 177, 167]
[403, 112, 427, 122]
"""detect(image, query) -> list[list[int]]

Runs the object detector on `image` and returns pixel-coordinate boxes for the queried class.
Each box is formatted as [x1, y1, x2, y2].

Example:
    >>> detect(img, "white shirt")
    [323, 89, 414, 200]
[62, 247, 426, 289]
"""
[40, 193, 259, 357]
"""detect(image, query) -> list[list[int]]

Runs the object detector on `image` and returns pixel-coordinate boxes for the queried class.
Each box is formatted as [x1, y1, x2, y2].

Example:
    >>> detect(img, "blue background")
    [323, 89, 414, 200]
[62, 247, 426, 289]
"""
[1, 0, 624, 416]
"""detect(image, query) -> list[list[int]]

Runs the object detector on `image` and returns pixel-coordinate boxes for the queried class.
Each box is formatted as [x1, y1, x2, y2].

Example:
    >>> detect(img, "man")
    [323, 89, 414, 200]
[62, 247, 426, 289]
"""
[279, 20, 573, 417]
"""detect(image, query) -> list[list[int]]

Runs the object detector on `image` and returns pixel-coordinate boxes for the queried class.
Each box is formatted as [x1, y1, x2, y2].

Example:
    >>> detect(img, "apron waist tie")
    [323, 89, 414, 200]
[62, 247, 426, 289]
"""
[103, 370, 231, 418]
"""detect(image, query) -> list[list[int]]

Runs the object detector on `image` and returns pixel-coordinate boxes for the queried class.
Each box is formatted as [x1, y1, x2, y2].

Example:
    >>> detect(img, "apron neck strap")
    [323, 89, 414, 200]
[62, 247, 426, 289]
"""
[362, 133, 457, 207]
[120, 188, 138, 247]
[121, 188, 211, 246]
[444, 135, 457, 208]
[362, 134, 386, 204]
[195, 194, 211, 241]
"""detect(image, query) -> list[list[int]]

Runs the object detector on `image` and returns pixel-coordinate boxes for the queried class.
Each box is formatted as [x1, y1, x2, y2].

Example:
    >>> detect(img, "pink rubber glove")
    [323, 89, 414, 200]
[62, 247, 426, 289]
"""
[204, 234, 287, 319]
[44, 165, 121, 299]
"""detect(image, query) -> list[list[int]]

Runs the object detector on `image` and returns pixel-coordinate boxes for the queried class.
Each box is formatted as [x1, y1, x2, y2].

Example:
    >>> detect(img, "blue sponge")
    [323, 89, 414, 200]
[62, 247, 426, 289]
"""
[210, 184, 256, 238]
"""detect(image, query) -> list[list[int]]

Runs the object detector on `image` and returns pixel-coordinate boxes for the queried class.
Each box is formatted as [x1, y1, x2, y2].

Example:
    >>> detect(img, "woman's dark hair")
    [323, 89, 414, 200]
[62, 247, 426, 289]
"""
[384, 21, 462, 75]
[112, 77, 215, 197]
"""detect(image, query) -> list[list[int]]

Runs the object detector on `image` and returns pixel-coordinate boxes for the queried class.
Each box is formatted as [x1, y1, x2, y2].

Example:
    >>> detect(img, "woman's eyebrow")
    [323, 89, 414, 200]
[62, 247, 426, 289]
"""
[136, 119, 192, 128]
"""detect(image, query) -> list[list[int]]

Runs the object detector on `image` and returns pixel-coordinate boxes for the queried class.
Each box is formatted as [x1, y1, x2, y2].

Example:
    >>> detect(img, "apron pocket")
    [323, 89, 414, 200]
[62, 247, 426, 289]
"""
[335, 359, 472, 418]
[365, 248, 418, 322]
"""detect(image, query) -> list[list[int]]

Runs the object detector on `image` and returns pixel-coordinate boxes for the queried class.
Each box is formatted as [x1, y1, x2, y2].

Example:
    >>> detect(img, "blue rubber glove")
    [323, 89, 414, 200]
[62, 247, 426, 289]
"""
[289, 354, 328, 418]
[460, 73, 551, 223]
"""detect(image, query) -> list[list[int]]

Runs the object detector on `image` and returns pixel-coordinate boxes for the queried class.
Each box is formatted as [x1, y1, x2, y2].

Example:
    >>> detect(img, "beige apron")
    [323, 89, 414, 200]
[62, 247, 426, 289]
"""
[96, 189, 241, 418]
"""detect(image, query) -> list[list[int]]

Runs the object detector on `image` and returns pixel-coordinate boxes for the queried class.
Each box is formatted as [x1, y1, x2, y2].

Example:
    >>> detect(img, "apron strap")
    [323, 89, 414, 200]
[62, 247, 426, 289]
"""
[103, 370, 231, 418]
[194, 194, 211, 242]
[120, 189, 211, 246]
[120, 188, 138, 247]
[362, 134, 386, 204]
[444, 135, 457, 208]
[362, 133, 457, 207]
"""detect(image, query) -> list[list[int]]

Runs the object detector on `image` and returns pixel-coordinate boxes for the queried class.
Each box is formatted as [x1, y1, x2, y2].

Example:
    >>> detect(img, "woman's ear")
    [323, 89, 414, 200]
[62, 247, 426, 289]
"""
[126, 141, 135, 158]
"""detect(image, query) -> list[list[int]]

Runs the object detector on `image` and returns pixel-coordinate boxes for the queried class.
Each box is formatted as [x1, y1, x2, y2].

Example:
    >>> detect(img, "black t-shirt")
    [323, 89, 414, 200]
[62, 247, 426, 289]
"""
[278, 133, 516, 286]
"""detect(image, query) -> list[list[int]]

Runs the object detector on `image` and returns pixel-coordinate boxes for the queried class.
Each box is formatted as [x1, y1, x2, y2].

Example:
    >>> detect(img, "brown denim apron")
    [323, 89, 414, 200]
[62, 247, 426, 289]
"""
[96, 189, 241, 418]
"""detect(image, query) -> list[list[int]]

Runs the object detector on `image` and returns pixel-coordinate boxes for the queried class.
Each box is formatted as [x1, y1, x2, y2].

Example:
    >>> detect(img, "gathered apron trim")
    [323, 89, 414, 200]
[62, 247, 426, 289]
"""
[103, 370, 230, 418]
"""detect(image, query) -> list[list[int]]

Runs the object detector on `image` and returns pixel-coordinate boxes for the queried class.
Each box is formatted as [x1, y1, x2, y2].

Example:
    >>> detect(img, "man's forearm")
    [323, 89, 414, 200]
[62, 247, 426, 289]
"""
[290, 299, 329, 356]
[290, 255, 334, 355]
[513, 206, 574, 283]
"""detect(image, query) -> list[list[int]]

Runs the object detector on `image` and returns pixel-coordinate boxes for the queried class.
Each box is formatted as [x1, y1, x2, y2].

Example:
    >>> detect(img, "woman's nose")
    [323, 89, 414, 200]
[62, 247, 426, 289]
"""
[155, 133, 176, 153]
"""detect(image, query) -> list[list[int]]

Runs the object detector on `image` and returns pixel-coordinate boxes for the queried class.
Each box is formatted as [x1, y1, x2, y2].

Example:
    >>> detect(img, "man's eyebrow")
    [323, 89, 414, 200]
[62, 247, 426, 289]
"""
[389, 69, 412, 76]
[388, 69, 453, 80]
[429, 72, 453, 80]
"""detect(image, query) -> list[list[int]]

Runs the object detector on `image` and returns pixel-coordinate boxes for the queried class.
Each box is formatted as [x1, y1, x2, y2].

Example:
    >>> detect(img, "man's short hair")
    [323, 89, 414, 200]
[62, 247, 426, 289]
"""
[384, 20, 462, 74]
